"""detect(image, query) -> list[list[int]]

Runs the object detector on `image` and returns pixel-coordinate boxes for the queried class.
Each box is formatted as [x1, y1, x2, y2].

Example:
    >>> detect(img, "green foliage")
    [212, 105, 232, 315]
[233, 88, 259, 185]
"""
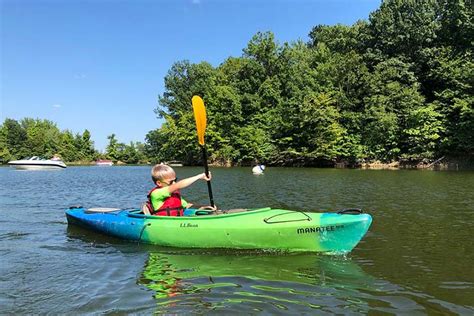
[59, 131, 78, 161]
[0, 118, 100, 162]
[146, 0, 472, 166]
[368, 0, 440, 59]
[106, 134, 120, 160]
[437, 0, 473, 51]
[309, 21, 369, 54]
[0, 118, 28, 161]
[105, 134, 146, 164]
[65, 129, 97, 161]
[295, 92, 345, 159]
[403, 104, 445, 159]
[361, 58, 426, 160]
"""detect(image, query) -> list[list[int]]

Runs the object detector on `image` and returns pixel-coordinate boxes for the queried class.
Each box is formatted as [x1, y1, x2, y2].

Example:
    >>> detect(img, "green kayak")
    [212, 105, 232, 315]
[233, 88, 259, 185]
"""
[65, 207, 372, 253]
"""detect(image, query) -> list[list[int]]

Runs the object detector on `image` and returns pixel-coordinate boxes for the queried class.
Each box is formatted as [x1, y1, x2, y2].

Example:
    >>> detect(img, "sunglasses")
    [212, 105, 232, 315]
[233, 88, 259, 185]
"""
[163, 178, 177, 185]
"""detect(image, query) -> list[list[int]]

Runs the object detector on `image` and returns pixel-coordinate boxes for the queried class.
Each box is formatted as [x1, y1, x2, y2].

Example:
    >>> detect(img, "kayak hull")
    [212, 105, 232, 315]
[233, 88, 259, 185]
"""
[65, 207, 372, 253]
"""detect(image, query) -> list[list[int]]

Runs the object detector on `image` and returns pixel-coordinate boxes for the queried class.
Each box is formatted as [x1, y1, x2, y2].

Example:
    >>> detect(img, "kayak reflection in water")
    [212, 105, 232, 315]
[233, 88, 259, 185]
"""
[137, 251, 377, 310]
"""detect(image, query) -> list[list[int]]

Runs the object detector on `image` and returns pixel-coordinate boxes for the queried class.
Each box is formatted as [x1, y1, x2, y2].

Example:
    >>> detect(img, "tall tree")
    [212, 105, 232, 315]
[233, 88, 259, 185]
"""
[1, 118, 28, 159]
[106, 134, 120, 161]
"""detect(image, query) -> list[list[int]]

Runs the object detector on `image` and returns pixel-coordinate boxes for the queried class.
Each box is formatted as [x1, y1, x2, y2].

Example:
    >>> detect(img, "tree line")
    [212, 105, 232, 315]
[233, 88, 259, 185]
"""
[0, 118, 148, 164]
[148, 0, 473, 166]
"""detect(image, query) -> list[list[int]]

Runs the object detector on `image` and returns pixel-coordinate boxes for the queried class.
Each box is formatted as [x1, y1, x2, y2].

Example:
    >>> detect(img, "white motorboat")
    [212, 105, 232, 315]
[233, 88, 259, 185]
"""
[8, 156, 67, 170]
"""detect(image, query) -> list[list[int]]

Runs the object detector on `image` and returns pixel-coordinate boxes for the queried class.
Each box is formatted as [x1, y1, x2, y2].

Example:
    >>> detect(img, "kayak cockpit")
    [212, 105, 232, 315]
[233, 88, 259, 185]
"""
[126, 207, 272, 219]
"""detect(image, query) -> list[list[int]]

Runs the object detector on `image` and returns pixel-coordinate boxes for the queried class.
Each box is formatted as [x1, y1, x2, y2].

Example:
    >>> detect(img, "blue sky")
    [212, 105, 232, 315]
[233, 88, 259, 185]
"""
[1, 0, 380, 151]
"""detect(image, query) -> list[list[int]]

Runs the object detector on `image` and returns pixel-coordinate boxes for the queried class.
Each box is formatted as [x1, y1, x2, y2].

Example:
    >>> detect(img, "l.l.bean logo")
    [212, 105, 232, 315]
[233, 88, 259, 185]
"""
[180, 223, 198, 228]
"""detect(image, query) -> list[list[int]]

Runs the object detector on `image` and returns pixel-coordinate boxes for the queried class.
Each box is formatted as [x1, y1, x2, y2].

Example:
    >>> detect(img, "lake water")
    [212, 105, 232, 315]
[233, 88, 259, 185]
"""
[1, 166, 473, 314]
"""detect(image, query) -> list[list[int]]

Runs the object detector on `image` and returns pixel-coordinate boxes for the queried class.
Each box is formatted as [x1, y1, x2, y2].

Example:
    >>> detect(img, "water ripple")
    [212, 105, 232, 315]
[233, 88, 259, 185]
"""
[0, 232, 31, 241]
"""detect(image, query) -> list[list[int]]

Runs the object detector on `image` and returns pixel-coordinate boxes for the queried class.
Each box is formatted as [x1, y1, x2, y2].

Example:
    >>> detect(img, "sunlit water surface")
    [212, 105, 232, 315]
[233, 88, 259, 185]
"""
[1, 166, 473, 314]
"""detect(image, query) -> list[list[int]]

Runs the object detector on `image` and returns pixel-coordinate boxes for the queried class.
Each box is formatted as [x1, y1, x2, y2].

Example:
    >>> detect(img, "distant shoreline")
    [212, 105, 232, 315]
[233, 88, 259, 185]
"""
[3, 158, 472, 171]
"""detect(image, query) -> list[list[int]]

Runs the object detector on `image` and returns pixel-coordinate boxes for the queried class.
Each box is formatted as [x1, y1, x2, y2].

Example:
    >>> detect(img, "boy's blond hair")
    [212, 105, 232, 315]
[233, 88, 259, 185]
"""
[151, 164, 175, 183]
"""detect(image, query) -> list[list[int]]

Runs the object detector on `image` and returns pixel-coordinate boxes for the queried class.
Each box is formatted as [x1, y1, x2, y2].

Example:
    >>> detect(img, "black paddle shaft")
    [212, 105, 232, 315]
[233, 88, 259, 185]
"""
[201, 145, 215, 207]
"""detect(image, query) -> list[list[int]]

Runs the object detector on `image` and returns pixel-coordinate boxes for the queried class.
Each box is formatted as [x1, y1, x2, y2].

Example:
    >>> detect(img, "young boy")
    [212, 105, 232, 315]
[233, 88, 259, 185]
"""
[143, 164, 212, 216]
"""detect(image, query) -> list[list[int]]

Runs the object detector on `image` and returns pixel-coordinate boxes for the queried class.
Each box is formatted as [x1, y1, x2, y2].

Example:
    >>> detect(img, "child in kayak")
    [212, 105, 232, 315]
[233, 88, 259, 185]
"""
[143, 164, 213, 216]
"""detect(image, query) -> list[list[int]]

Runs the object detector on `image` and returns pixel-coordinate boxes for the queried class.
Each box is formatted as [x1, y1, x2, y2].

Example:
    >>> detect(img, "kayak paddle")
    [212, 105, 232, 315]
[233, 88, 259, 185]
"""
[192, 95, 215, 208]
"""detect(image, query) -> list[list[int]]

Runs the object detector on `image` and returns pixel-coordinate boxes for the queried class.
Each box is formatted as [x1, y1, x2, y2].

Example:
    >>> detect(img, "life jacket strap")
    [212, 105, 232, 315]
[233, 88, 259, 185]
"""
[151, 206, 184, 216]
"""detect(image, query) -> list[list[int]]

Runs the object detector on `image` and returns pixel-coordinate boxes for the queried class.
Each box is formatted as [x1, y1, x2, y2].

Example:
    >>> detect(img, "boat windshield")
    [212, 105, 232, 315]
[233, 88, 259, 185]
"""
[22, 156, 61, 161]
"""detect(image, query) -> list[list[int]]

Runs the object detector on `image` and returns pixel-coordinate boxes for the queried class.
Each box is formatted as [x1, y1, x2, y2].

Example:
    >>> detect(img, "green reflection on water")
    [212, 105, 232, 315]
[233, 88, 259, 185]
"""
[138, 251, 374, 312]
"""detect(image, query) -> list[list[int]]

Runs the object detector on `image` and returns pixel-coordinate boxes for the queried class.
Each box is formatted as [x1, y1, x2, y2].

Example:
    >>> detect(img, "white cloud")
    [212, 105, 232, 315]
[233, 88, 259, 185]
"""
[74, 73, 87, 79]
[192, 0, 201, 4]
[52, 104, 62, 108]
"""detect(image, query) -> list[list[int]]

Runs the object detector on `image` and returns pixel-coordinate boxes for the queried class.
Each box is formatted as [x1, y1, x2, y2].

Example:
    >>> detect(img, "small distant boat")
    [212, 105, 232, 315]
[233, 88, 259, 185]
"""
[167, 160, 183, 167]
[96, 159, 114, 166]
[252, 165, 265, 175]
[8, 156, 67, 170]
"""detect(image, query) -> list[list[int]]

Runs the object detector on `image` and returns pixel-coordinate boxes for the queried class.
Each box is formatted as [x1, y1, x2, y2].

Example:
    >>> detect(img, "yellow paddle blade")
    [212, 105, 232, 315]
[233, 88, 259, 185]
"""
[192, 95, 207, 145]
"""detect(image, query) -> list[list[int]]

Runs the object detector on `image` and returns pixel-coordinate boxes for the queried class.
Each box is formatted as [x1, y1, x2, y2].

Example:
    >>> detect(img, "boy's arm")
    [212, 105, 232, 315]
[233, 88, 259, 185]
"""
[166, 172, 211, 193]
